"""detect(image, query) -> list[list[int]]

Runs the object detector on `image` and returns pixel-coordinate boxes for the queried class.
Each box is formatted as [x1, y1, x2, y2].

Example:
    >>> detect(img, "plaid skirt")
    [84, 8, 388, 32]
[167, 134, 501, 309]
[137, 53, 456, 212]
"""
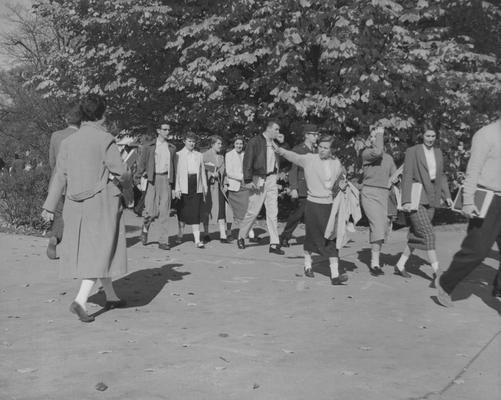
[408, 205, 435, 250]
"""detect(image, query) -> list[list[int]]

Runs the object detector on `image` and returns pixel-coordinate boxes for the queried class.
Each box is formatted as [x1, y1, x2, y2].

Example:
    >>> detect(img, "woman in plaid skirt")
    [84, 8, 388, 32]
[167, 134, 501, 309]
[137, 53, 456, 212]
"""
[393, 128, 453, 283]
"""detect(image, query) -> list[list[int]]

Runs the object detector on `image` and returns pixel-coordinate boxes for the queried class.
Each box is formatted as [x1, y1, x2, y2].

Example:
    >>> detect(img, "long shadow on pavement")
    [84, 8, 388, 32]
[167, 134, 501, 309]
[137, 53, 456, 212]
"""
[357, 248, 432, 281]
[88, 263, 188, 318]
[312, 256, 358, 278]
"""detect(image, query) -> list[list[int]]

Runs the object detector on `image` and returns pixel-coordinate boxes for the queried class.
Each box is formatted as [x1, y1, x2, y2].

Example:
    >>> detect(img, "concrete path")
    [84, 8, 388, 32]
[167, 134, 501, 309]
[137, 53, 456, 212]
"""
[1, 211, 500, 400]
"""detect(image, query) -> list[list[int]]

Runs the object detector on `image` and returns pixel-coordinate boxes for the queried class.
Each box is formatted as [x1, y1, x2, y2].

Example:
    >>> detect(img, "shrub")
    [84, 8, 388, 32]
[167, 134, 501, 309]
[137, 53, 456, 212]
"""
[0, 167, 51, 230]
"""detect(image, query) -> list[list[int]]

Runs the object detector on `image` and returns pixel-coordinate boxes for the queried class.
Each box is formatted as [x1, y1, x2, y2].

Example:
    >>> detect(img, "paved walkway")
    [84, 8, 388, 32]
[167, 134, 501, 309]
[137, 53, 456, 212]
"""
[1, 212, 500, 400]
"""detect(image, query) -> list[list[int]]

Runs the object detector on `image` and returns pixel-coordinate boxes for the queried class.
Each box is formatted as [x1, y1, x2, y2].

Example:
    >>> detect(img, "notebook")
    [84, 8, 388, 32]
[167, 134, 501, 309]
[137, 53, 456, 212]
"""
[395, 182, 422, 211]
[452, 186, 494, 218]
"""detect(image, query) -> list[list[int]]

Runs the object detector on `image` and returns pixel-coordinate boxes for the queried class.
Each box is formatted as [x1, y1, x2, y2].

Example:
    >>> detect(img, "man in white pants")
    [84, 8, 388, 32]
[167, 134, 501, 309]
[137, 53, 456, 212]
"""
[237, 121, 284, 255]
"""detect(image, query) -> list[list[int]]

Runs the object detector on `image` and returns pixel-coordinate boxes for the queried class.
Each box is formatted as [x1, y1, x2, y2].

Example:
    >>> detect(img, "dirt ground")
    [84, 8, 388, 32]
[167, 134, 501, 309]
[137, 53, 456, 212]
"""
[1, 211, 500, 400]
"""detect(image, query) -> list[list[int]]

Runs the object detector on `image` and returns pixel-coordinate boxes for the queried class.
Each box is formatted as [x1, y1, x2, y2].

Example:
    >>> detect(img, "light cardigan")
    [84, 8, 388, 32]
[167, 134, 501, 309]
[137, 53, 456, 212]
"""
[463, 120, 501, 205]
[278, 148, 343, 204]
[225, 148, 244, 191]
[175, 147, 207, 194]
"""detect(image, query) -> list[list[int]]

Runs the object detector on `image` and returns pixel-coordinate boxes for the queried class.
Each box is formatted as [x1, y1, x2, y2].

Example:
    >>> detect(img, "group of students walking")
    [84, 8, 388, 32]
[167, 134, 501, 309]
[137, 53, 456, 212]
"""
[41, 93, 501, 322]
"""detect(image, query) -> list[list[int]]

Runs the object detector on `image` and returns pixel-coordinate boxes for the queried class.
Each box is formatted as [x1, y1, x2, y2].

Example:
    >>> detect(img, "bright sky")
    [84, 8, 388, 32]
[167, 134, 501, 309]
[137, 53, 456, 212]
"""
[0, 0, 33, 69]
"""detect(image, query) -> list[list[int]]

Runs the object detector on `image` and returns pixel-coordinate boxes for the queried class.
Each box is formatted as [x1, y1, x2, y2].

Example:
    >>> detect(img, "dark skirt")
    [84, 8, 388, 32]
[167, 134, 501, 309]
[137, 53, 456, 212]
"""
[304, 200, 338, 258]
[177, 174, 203, 225]
[408, 205, 435, 250]
[228, 188, 250, 220]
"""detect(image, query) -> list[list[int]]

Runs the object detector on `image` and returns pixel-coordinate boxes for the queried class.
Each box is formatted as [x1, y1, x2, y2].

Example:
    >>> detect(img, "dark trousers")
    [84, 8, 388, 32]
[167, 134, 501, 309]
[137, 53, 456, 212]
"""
[49, 196, 65, 243]
[281, 197, 307, 240]
[440, 195, 501, 294]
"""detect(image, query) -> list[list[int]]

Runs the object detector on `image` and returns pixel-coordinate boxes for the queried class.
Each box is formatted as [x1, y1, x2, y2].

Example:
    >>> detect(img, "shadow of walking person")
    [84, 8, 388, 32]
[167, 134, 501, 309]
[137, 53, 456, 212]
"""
[88, 263, 188, 317]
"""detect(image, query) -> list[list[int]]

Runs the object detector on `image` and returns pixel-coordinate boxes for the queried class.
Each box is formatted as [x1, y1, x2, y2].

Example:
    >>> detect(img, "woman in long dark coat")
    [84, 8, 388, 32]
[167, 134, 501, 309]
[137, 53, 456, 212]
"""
[42, 95, 132, 322]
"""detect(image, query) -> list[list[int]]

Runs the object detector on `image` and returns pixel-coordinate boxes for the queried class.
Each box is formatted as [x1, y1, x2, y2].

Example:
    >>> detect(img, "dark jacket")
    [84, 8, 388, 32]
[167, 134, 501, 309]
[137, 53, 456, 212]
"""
[401, 144, 451, 208]
[288, 143, 315, 197]
[135, 139, 176, 185]
[242, 134, 272, 183]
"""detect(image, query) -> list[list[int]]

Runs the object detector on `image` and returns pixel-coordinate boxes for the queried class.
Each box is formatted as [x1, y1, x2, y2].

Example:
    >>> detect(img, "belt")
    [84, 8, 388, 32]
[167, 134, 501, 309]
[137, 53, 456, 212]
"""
[155, 172, 168, 176]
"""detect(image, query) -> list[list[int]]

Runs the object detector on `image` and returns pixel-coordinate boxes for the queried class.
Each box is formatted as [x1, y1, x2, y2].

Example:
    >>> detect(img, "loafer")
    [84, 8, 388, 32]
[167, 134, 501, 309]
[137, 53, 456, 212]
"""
[394, 267, 411, 278]
[46, 236, 58, 260]
[158, 242, 170, 250]
[331, 274, 348, 285]
[140, 230, 148, 246]
[280, 237, 290, 248]
[104, 299, 127, 310]
[369, 266, 384, 276]
[269, 245, 285, 255]
[429, 273, 437, 288]
[69, 301, 95, 323]
[220, 238, 231, 244]
[304, 268, 314, 278]
[237, 238, 245, 249]
[196, 242, 205, 249]
[492, 286, 501, 298]
[436, 278, 453, 307]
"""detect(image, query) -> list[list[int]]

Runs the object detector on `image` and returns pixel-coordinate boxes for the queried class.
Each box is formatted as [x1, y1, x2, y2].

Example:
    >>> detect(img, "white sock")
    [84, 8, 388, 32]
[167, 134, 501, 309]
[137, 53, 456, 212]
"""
[100, 278, 120, 302]
[192, 225, 200, 243]
[249, 228, 255, 239]
[431, 262, 439, 274]
[371, 250, 380, 268]
[74, 279, 97, 310]
[329, 257, 339, 278]
[396, 254, 409, 271]
[304, 253, 312, 270]
[218, 220, 227, 239]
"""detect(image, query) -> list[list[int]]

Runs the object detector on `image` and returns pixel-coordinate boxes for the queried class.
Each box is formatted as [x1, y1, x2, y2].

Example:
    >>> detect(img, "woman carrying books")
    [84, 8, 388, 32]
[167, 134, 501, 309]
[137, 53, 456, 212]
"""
[393, 128, 452, 280]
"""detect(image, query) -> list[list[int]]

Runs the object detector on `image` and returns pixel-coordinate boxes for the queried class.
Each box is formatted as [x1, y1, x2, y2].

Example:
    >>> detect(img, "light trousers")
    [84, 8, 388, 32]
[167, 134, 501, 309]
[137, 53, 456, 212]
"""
[238, 175, 279, 245]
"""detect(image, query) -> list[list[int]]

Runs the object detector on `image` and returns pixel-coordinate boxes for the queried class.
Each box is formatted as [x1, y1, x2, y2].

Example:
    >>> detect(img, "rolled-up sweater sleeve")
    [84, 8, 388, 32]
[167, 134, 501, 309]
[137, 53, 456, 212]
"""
[463, 130, 488, 205]
[278, 148, 307, 168]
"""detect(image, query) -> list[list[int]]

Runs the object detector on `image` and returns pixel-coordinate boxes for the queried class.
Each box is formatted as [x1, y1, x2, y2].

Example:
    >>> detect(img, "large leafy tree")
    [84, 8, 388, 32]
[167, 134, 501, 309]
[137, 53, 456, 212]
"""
[11, 0, 501, 185]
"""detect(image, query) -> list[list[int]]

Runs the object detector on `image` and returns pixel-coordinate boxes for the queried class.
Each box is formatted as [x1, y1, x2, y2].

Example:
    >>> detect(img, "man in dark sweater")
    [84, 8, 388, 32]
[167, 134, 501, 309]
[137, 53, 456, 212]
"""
[279, 124, 319, 247]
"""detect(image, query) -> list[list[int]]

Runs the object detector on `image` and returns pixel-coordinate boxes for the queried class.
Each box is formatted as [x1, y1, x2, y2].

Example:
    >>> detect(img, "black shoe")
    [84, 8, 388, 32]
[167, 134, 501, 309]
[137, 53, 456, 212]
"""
[237, 238, 245, 249]
[304, 268, 314, 278]
[429, 273, 437, 288]
[104, 299, 127, 310]
[280, 236, 290, 248]
[493, 286, 501, 298]
[203, 234, 211, 244]
[249, 236, 261, 243]
[69, 301, 95, 323]
[394, 267, 411, 278]
[369, 266, 384, 276]
[140, 230, 148, 246]
[269, 245, 285, 255]
[331, 274, 348, 285]
[158, 242, 170, 250]
[220, 237, 231, 244]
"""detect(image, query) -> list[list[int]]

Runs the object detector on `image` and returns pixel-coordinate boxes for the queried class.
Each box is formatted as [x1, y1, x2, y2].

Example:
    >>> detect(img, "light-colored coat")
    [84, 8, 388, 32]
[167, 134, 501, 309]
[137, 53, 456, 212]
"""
[225, 149, 244, 191]
[174, 147, 207, 194]
[43, 121, 131, 279]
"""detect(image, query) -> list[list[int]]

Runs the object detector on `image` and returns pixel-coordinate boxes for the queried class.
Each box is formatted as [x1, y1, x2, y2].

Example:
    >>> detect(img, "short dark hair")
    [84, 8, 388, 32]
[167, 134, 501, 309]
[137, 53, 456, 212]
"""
[318, 134, 333, 146]
[66, 106, 82, 126]
[232, 135, 245, 145]
[80, 94, 107, 122]
[184, 131, 198, 141]
[300, 123, 319, 139]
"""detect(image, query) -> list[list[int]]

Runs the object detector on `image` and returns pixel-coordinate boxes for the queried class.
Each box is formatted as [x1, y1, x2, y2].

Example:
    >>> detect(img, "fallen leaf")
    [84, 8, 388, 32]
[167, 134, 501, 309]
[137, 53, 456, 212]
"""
[95, 382, 108, 391]
[219, 356, 230, 363]
[182, 344, 190, 348]
[45, 298, 58, 303]
[23, 284, 30, 287]
[17, 368, 37, 374]
[59, 292, 67, 296]
[187, 292, 195, 295]
[282, 349, 294, 354]
[219, 333, 229, 338]
[98, 350, 112, 354]
[453, 379, 465, 385]
[341, 370, 358, 376]
[253, 383, 260, 389]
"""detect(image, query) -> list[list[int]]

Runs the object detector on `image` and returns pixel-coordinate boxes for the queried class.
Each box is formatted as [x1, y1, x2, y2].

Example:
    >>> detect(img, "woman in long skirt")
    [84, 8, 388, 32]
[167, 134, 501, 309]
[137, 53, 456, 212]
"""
[202, 135, 231, 243]
[41, 94, 132, 323]
[360, 127, 398, 276]
[174, 132, 208, 248]
[394, 128, 453, 282]
[225, 136, 256, 240]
